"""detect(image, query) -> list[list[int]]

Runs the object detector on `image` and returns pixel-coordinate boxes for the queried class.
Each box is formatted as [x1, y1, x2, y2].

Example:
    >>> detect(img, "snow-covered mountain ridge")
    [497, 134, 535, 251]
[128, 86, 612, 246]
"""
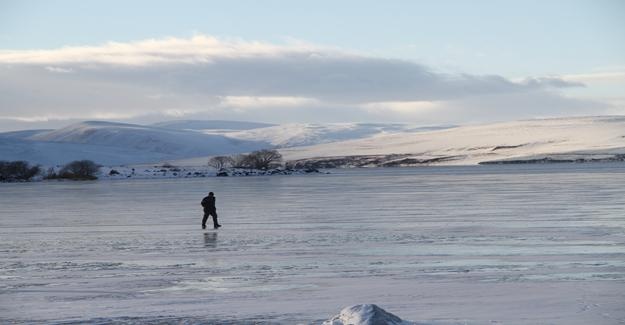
[225, 123, 449, 148]
[0, 121, 264, 165]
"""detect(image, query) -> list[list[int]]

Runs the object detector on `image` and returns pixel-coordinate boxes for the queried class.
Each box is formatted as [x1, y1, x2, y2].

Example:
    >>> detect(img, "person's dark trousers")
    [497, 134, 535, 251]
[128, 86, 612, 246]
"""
[202, 210, 219, 229]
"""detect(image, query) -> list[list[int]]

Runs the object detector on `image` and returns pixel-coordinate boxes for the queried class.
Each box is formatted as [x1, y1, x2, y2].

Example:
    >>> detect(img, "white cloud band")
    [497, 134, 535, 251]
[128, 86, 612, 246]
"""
[0, 35, 609, 128]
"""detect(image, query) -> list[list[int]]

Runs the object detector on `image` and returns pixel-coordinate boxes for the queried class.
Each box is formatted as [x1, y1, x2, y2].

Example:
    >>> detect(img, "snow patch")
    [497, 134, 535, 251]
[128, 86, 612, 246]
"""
[323, 304, 411, 325]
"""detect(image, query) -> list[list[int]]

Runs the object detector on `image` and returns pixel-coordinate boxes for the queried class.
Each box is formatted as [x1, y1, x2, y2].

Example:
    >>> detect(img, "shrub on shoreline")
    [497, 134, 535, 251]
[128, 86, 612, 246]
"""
[0, 161, 41, 182]
[212, 149, 283, 170]
[45, 160, 100, 180]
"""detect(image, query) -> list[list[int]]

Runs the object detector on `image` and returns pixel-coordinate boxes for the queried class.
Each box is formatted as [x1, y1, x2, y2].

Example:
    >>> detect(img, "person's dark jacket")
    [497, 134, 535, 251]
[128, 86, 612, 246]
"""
[201, 195, 216, 212]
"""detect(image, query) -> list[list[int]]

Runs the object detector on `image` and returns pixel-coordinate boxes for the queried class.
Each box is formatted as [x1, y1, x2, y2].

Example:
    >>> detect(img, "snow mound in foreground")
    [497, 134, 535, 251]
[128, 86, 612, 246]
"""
[323, 304, 411, 325]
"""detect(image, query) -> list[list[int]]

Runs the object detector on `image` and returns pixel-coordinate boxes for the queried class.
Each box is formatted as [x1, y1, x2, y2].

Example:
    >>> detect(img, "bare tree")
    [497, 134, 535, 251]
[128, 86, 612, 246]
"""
[247, 149, 283, 170]
[0, 160, 40, 182]
[58, 160, 99, 180]
[232, 154, 252, 168]
[208, 156, 234, 170]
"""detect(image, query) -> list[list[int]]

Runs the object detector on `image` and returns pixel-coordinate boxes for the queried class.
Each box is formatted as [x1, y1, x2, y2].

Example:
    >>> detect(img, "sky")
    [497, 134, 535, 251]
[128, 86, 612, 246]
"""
[0, 0, 624, 131]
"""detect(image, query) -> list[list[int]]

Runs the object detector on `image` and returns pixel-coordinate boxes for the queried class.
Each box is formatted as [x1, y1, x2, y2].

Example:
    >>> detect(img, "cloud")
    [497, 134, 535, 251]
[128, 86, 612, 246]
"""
[360, 91, 608, 125]
[561, 71, 625, 83]
[0, 35, 323, 65]
[362, 101, 439, 114]
[0, 35, 610, 129]
[520, 77, 585, 88]
[219, 96, 318, 109]
[45, 66, 73, 73]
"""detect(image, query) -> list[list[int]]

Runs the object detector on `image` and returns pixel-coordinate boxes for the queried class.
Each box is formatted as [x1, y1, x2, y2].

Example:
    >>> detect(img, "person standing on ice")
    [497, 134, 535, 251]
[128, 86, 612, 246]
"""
[201, 192, 221, 229]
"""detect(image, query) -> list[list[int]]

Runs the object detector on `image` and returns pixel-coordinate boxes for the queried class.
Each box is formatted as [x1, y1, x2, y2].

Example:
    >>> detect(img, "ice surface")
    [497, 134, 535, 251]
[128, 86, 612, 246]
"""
[1, 164, 624, 324]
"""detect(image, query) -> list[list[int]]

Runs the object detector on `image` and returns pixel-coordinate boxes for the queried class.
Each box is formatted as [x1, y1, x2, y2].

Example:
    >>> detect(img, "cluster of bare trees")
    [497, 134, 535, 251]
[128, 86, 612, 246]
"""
[0, 161, 41, 182]
[46, 160, 100, 180]
[1, 159, 100, 182]
[207, 156, 234, 170]
[208, 149, 283, 170]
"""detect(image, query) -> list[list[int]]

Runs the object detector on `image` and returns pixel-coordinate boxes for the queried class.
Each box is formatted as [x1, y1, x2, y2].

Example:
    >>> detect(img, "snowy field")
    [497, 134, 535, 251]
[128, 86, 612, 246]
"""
[1, 164, 625, 324]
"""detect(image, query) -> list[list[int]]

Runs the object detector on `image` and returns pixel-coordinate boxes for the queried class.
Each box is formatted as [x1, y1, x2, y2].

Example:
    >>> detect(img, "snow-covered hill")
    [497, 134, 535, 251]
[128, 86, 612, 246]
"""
[282, 116, 625, 167]
[29, 121, 260, 155]
[1, 121, 265, 165]
[224, 123, 448, 148]
[0, 129, 52, 139]
[2, 117, 624, 167]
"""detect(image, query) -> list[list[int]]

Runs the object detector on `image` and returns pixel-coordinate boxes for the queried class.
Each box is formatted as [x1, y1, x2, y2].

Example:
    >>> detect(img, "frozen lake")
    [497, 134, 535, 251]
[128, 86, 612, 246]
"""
[1, 164, 625, 324]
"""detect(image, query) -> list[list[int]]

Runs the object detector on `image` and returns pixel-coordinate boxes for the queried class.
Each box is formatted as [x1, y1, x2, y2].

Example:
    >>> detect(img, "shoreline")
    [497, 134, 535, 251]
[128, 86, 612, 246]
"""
[3, 160, 624, 184]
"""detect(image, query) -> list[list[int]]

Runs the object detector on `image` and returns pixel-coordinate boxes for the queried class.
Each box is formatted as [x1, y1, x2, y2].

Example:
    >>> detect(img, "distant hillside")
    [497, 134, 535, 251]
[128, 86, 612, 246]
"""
[0, 129, 52, 139]
[282, 116, 625, 167]
[1, 121, 266, 165]
[0, 137, 170, 166]
[224, 123, 449, 148]
[3, 117, 624, 167]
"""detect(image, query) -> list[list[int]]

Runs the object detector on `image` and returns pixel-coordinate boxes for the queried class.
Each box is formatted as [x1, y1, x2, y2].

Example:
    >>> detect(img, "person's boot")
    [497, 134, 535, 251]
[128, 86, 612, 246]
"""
[214, 224, 221, 229]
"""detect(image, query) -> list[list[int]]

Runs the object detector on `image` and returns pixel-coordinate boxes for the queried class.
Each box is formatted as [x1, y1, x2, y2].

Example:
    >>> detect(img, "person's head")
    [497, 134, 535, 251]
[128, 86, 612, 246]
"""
[209, 192, 214, 196]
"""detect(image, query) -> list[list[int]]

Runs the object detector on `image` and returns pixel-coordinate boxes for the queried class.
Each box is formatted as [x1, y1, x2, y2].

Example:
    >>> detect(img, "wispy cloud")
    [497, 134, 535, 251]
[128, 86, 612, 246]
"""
[520, 77, 585, 88]
[561, 71, 625, 83]
[219, 96, 318, 109]
[362, 101, 439, 114]
[45, 66, 73, 73]
[0, 35, 328, 65]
